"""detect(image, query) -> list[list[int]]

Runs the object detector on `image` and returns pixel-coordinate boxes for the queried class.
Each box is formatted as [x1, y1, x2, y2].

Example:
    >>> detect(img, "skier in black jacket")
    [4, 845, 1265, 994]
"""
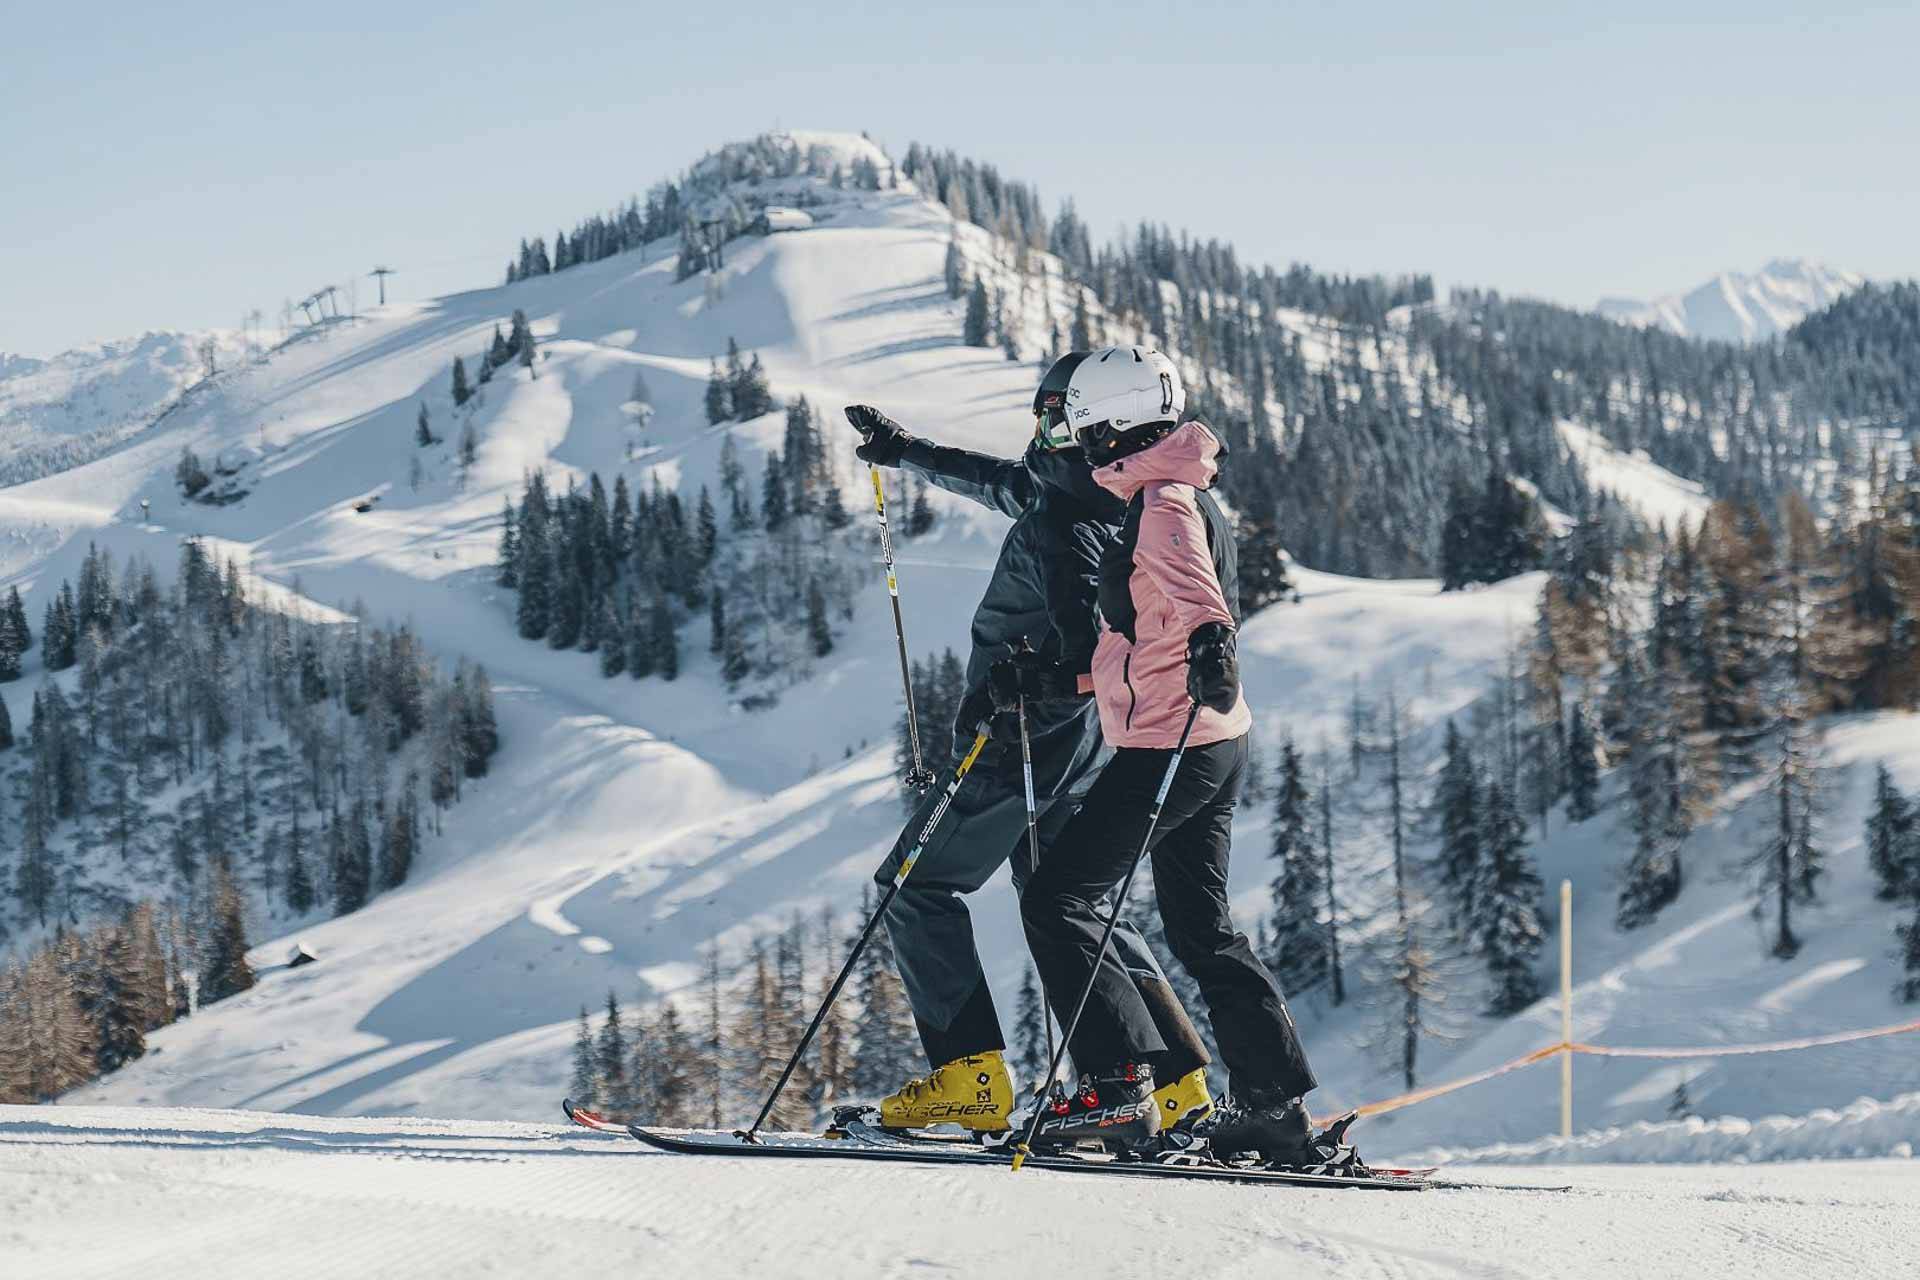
[845, 353, 1215, 1136]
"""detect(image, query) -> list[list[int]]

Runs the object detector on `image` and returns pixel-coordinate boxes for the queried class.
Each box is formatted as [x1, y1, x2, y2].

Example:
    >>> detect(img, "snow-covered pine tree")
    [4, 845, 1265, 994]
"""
[963, 279, 991, 347]
[1745, 716, 1825, 959]
[1368, 690, 1444, 1087]
[906, 477, 934, 537]
[760, 452, 788, 531]
[596, 599, 626, 678]
[1315, 741, 1346, 1006]
[200, 859, 256, 1003]
[1475, 781, 1544, 1014]
[736, 354, 774, 419]
[597, 990, 633, 1117]
[1565, 702, 1600, 823]
[648, 595, 678, 680]
[1267, 736, 1327, 997]
[1617, 620, 1703, 928]
[414, 404, 433, 448]
[569, 1006, 599, 1107]
[805, 580, 832, 658]
[943, 235, 966, 299]
[1866, 765, 1917, 901]
[698, 945, 728, 1127]
[1432, 721, 1482, 935]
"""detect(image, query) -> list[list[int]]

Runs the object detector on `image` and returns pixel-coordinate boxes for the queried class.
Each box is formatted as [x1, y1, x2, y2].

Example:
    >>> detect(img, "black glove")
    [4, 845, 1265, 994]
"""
[845, 404, 912, 467]
[956, 683, 1005, 741]
[1186, 622, 1240, 714]
[987, 652, 1081, 713]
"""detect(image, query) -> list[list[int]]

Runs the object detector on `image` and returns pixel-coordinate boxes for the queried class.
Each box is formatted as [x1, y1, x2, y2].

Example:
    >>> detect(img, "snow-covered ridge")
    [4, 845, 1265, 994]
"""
[0, 328, 256, 486]
[1597, 259, 1864, 343]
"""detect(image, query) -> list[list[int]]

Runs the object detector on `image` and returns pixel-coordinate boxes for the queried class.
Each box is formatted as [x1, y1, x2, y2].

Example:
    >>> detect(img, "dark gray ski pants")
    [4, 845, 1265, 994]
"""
[876, 765, 1209, 1079]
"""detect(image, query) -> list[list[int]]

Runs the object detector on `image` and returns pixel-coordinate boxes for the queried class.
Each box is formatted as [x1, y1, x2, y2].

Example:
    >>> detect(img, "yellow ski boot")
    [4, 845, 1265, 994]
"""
[878, 1050, 1014, 1133]
[1150, 1066, 1216, 1133]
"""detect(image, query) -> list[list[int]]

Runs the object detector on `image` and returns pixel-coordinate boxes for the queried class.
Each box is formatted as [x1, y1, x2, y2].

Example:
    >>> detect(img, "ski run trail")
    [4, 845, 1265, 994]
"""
[4, 1106, 1917, 1279]
[4, 131, 1919, 1277]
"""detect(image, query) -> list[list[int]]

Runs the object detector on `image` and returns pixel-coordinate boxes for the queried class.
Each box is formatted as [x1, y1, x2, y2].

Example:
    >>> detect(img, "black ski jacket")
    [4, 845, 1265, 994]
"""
[897, 436, 1124, 798]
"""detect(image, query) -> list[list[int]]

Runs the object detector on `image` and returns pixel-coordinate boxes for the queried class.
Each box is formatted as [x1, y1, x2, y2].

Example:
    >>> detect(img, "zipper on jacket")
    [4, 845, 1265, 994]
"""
[1122, 652, 1137, 730]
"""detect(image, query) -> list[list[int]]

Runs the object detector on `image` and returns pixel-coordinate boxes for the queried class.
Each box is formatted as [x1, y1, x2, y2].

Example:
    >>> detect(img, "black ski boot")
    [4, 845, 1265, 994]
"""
[1028, 1063, 1161, 1152]
[1206, 1091, 1370, 1175]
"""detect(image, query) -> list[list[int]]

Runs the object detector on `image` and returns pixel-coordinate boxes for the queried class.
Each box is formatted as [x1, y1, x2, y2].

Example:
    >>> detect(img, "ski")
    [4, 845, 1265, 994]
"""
[563, 1100, 1568, 1192]
[829, 1113, 1451, 1189]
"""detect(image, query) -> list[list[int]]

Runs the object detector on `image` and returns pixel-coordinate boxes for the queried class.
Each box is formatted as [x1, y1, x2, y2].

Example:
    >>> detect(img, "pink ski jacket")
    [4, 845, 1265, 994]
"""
[1088, 421, 1252, 750]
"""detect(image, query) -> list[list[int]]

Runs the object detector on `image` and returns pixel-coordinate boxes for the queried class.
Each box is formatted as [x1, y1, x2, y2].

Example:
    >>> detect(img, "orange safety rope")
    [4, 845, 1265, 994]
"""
[1568, 1015, 1920, 1060]
[1311, 1017, 1920, 1128]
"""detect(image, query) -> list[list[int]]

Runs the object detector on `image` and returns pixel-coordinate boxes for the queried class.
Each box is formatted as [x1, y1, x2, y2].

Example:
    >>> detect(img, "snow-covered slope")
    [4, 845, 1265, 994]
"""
[9, 134, 1919, 1164]
[0, 329, 253, 485]
[1597, 259, 1864, 343]
[9, 1105, 1917, 1280]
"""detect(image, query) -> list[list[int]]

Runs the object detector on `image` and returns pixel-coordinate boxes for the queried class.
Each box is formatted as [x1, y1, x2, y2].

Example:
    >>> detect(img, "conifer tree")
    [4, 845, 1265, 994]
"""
[570, 1006, 599, 1107]
[695, 487, 719, 564]
[649, 596, 679, 681]
[906, 477, 934, 537]
[596, 599, 626, 678]
[286, 811, 314, 914]
[1070, 289, 1092, 350]
[5, 584, 30, 654]
[761, 453, 789, 531]
[1747, 718, 1824, 959]
[698, 944, 727, 1127]
[1866, 764, 1917, 901]
[1267, 736, 1328, 996]
[451, 356, 471, 407]
[415, 403, 433, 447]
[597, 990, 633, 1116]
[0, 694, 12, 750]
[705, 359, 733, 425]
[963, 279, 992, 347]
[1475, 781, 1544, 1014]
[1898, 898, 1920, 1004]
[201, 860, 256, 1002]
[1432, 721, 1482, 934]
[1564, 703, 1600, 823]
[806, 580, 833, 658]
[943, 236, 966, 299]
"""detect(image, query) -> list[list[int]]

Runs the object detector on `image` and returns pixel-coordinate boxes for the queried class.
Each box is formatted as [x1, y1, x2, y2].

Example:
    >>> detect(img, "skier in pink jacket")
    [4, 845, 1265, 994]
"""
[1002, 347, 1357, 1173]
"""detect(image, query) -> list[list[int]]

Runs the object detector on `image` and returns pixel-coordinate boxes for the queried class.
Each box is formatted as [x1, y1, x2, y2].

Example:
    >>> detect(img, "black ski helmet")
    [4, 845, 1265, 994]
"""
[1032, 351, 1089, 449]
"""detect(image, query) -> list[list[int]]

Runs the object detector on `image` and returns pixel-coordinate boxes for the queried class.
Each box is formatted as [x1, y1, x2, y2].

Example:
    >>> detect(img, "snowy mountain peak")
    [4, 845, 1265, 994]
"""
[1596, 259, 1864, 343]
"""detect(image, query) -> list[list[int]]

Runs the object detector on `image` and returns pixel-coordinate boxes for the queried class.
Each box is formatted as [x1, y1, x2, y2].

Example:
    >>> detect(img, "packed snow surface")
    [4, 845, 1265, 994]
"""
[5, 1106, 1917, 1280]
[1596, 259, 1863, 343]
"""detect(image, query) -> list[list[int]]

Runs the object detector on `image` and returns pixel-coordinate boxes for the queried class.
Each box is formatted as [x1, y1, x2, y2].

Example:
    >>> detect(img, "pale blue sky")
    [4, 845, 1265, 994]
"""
[5, 1, 1916, 356]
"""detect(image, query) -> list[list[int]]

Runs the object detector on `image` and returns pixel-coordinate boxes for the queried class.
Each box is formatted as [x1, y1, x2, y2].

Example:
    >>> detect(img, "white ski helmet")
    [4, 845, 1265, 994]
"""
[1064, 346, 1184, 436]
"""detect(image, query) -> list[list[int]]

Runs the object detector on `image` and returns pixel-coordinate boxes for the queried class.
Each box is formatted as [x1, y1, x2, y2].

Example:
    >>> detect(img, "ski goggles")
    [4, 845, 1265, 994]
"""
[1033, 403, 1075, 451]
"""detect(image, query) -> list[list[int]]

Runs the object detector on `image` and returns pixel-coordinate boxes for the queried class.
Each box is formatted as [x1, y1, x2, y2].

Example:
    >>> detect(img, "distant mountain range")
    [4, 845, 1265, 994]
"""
[1597, 259, 1864, 343]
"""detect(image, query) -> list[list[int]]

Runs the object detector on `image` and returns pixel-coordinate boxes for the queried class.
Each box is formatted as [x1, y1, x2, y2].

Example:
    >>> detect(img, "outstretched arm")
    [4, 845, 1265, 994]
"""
[845, 404, 1033, 517]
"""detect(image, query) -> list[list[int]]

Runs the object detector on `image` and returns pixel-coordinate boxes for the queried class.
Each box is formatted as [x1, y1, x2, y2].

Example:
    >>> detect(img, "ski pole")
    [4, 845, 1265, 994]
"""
[739, 721, 993, 1143]
[1011, 701, 1203, 1172]
[871, 465, 935, 793]
[1015, 684, 1059, 1076]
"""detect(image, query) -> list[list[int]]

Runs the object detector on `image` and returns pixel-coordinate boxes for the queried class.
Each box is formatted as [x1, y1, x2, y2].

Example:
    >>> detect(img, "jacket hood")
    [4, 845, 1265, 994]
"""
[1091, 420, 1222, 501]
[1025, 440, 1126, 520]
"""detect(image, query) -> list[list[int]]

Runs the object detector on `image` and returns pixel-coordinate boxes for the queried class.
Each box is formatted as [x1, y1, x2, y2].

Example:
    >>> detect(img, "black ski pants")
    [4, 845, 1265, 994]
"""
[877, 764, 1209, 1079]
[1021, 734, 1317, 1099]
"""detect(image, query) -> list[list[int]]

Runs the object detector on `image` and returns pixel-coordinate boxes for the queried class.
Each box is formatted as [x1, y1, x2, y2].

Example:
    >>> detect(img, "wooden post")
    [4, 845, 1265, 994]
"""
[1560, 878, 1574, 1141]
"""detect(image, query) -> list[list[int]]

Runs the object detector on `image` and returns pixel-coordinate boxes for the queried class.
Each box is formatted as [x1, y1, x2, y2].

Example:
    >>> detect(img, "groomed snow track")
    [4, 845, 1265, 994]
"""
[4, 1106, 1916, 1279]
